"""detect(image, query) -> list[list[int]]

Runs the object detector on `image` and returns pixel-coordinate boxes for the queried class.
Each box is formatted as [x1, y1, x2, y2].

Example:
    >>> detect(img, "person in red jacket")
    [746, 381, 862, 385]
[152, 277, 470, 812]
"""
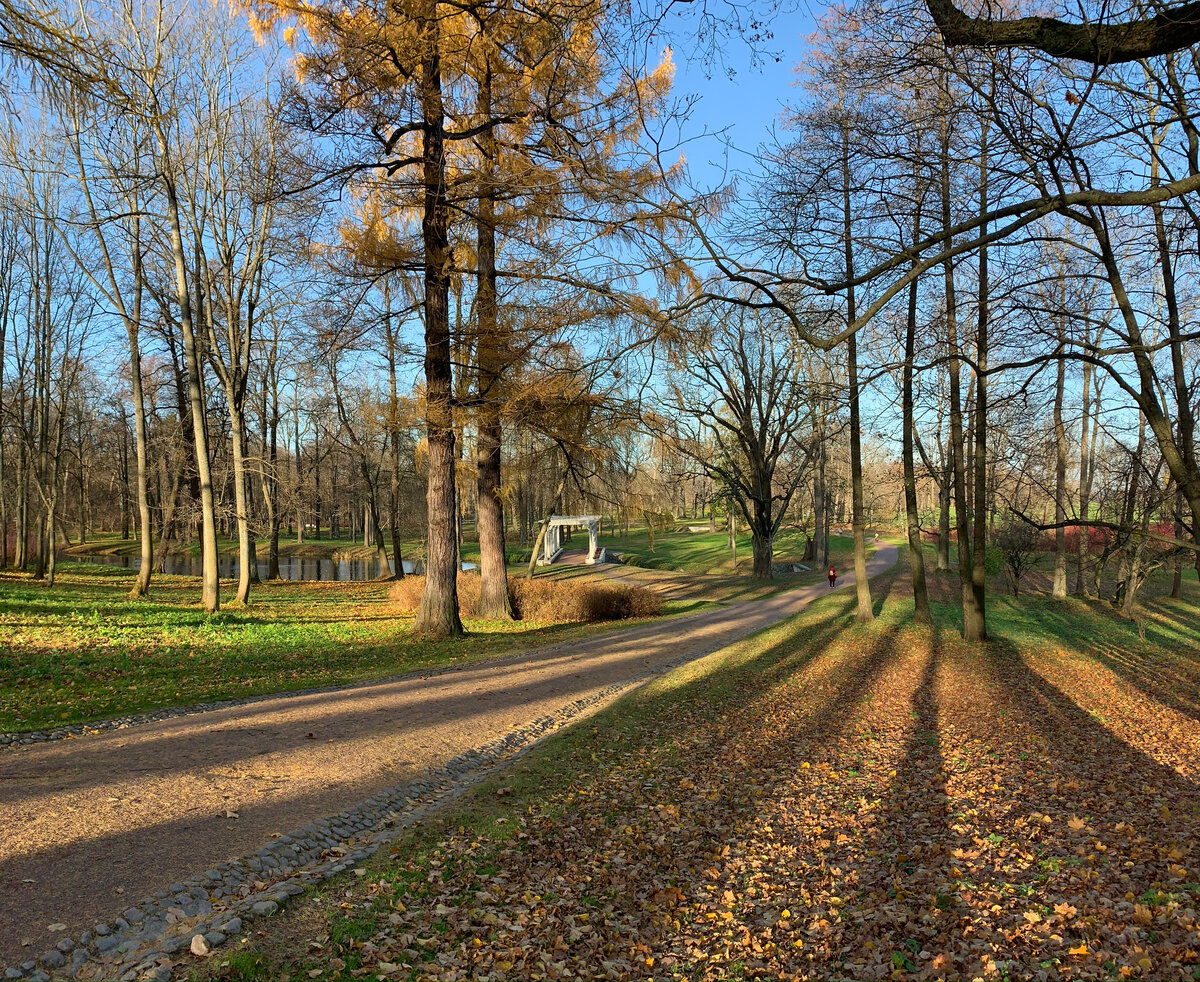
[828, 565, 837, 588]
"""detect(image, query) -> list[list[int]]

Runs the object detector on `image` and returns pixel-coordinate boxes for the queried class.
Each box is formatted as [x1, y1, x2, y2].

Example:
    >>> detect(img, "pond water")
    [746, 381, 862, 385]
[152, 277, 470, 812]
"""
[71, 552, 477, 582]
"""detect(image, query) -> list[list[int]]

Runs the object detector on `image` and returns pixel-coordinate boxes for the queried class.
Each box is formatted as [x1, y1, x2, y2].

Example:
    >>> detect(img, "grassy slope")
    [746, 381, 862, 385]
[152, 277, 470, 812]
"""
[605, 526, 863, 575]
[203, 561, 1200, 982]
[0, 565, 691, 733]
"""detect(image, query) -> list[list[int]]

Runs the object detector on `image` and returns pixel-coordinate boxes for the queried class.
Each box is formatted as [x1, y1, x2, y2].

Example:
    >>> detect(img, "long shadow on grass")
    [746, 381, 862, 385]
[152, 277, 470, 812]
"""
[980, 634, 1198, 869]
[813, 625, 956, 976]
[1013, 598, 1200, 726]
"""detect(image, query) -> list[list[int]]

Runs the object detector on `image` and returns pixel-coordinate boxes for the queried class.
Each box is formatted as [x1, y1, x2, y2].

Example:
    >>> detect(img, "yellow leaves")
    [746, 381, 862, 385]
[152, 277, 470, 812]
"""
[1067, 815, 1088, 831]
[1023, 910, 1043, 924]
[1159, 805, 1171, 821]
[1068, 942, 1089, 956]
[1054, 902, 1078, 919]
[1132, 903, 1153, 926]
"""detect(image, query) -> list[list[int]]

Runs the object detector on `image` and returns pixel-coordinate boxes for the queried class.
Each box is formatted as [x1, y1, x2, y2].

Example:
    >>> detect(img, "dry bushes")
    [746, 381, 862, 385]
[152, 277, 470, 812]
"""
[388, 574, 663, 624]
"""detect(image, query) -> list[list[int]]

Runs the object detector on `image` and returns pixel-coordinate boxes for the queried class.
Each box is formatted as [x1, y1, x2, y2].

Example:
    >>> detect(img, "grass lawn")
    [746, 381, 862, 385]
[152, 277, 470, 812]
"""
[202, 560, 1200, 982]
[0, 563, 697, 734]
[603, 524, 866, 575]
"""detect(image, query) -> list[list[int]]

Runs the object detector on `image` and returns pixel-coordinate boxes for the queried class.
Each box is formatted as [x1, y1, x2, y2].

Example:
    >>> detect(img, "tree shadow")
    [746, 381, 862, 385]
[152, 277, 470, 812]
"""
[977, 634, 1198, 876]
[811, 625, 955, 976]
[1010, 597, 1200, 725]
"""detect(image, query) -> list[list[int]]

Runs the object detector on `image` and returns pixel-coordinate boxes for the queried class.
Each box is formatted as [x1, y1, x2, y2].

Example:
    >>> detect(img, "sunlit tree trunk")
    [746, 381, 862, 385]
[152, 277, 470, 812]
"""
[474, 60, 514, 621]
[903, 195, 931, 624]
[842, 130, 872, 623]
[154, 119, 219, 613]
[968, 118, 989, 642]
[413, 0, 463, 637]
[1052, 315, 1068, 598]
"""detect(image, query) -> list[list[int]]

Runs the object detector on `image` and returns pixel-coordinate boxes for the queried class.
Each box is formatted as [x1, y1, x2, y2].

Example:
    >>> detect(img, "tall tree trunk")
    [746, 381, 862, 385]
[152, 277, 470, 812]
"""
[843, 132, 872, 623]
[813, 398, 827, 568]
[903, 201, 931, 624]
[940, 68, 977, 638]
[156, 128, 219, 613]
[383, 284, 405, 580]
[1076, 358, 1095, 595]
[229, 396, 253, 604]
[474, 62, 513, 620]
[968, 120, 989, 642]
[1052, 321, 1068, 598]
[128, 323, 154, 597]
[750, 514, 773, 579]
[413, 2, 463, 637]
[1171, 484, 1184, 598]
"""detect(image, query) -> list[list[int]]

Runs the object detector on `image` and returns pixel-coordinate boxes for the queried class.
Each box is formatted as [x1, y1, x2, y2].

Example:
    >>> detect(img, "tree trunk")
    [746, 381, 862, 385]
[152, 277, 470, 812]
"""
[1076, 358, 1096, 595]
[843, 132, 872, 623]
[413, 2, 463, 638]
[968, 120, 990, 642]
[229, 397, 253, 605]
[383, 286, 405, 581]
[156, 126, 219, 613]
[474, 61, 512, 619]
[903, 206, 931, 624]
[941, 69, 978, 639]
[128, 318, 154, 597]
[813, 401, 827, 568]
[1051, 334, 1068, 597]
[751, 524, 773, 579]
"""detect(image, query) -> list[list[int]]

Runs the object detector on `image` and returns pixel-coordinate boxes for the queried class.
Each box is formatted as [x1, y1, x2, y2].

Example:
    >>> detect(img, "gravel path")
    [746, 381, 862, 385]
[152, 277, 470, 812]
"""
[0, 546, 897, 978]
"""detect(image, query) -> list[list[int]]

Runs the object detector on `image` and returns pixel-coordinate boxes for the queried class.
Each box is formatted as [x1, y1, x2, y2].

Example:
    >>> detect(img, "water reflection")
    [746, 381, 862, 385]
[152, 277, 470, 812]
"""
[71, 552, 476, 582]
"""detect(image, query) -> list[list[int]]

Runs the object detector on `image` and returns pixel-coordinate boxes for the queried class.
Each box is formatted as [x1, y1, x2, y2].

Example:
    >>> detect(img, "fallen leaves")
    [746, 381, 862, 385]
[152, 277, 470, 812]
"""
[258, 595, 1200, 981]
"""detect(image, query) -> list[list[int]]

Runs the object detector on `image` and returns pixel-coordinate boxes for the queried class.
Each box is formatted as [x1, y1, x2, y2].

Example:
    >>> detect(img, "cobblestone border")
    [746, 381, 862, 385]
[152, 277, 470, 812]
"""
[4, 642, 714, 982]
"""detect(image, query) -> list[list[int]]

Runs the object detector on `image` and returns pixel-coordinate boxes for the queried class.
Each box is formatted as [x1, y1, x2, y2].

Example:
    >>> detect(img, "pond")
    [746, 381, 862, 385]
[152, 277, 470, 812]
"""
[71, 552, 477, 582]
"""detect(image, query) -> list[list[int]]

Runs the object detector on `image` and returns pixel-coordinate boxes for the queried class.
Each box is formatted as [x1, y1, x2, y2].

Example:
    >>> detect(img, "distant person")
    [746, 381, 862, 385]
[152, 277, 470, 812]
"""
[828, 565, 837, 588]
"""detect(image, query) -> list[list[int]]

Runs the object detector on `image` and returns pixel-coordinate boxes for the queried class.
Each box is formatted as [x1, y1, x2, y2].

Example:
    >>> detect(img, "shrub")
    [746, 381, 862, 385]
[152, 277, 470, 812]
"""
[388, 574, 663, 624]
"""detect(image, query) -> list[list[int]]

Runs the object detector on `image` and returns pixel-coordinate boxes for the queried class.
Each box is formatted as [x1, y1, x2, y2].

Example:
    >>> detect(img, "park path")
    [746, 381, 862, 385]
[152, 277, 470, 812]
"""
[0, 545, 897, 967]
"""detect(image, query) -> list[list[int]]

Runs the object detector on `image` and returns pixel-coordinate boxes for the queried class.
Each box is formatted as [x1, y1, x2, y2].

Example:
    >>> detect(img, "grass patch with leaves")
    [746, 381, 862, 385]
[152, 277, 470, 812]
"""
[201, 561, 1200, 981]
[0, 564, 693, 733]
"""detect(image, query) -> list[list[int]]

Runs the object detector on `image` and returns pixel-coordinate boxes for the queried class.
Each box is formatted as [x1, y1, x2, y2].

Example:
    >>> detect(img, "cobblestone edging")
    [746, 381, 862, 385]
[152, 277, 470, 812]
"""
[3, 663, 673, 982]
[0, 638, 613, 749]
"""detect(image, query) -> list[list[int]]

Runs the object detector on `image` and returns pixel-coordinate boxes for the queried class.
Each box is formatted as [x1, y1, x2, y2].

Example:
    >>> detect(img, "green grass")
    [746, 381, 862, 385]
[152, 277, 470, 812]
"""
[603, 525, 869, 575]
[0, 563, 693, 733]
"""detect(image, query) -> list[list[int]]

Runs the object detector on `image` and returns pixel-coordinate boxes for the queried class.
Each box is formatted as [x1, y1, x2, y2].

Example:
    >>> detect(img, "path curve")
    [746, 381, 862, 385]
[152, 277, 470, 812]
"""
[0, 545, 897, 968]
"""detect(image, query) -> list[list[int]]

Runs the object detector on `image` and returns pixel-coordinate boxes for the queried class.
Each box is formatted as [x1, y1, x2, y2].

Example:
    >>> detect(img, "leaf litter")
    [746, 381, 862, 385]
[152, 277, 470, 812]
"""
[238, 596, 1200, 981]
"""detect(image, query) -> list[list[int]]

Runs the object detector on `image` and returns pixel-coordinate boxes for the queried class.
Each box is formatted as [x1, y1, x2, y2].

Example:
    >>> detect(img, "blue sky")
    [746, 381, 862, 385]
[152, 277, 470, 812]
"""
[669, 6, 817, 187]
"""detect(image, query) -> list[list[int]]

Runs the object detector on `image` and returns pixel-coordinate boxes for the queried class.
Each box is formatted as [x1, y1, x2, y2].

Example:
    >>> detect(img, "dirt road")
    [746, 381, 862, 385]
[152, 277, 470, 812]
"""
[0, 545, 897, 966]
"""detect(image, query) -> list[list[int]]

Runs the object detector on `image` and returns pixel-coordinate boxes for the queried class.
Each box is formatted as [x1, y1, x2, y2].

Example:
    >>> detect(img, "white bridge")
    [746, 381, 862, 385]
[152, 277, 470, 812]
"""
[537, 514, 603, 566]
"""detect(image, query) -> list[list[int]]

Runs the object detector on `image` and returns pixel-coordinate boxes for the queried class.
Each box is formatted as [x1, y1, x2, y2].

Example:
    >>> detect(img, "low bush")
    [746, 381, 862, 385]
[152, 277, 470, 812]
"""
[388, 574, 663, 624]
